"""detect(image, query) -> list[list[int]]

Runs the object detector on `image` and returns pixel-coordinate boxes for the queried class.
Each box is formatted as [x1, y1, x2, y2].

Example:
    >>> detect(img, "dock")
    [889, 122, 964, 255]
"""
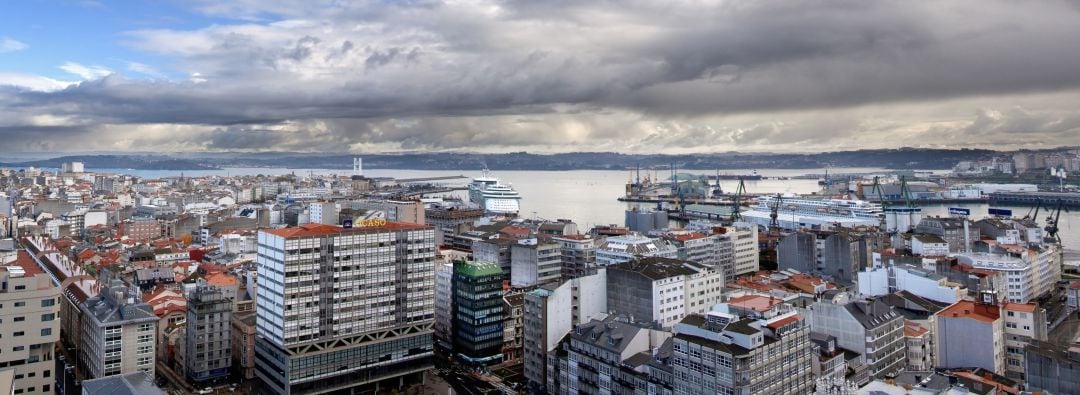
[988, 191, 1080, 207]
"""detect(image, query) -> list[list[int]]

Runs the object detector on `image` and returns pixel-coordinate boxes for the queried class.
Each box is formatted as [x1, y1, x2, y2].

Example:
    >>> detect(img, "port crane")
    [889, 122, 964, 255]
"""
[1045, 199, 1069, 244]
[1023, 199, 1043, 221]
[869, 176, 889, 230]
[764, 193, 784, 250]
[730, 177, 747, 222]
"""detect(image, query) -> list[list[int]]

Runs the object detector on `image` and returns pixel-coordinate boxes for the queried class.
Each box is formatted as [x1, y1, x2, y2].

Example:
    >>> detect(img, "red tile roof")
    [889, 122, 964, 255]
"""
[765, 314, 800, 329]
[938, 300, 1000, 323]
[727, 294, 784, 313]
[3, 250, 44, 276]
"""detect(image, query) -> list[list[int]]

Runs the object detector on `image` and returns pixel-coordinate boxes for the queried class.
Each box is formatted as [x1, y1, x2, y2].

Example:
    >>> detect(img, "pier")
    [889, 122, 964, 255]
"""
[988, 191, 1080, 207]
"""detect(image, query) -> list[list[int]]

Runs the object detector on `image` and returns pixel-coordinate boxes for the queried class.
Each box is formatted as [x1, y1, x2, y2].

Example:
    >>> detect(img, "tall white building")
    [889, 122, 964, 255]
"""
[0, 251, 61, 395]
[255, 222, 437, 394]
[953, 245, 1061, 303]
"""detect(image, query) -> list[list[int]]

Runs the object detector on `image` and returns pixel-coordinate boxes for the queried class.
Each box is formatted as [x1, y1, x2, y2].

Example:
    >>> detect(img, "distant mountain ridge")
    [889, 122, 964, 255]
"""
[1, 148, 1003, 171]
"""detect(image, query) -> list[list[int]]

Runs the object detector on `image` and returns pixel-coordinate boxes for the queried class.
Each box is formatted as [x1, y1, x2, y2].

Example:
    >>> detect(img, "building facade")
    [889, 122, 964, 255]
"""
[606, 257, 724, 329]
[185, 283, 233, 382]
[0, 252, 61, 395]
[934, 300, 1004, 374]
[254, 222, 437, 394]
[451, 260, 504, 365]
[810, 295, 905, 379]
[673, 308, 813, 395]
[510, 239, 561, 287]
[78, 277, 158, 379]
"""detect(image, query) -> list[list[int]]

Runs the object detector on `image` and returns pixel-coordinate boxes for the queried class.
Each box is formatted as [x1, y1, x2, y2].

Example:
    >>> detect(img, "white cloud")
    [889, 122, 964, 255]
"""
[126, 62, 166, 79]
[0, 37, 28, 53]
[0, 71, 76, 92]
[59, 62, 112, 80]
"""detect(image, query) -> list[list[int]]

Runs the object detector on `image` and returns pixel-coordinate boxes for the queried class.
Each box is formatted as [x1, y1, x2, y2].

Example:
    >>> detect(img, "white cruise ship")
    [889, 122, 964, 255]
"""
[742, 194, 882, 231]
[469, 169, 522, 215]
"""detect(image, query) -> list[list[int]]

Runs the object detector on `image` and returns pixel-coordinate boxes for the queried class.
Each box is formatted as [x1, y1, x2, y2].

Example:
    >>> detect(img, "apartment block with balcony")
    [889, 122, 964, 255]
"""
[0, 251, 61, 395]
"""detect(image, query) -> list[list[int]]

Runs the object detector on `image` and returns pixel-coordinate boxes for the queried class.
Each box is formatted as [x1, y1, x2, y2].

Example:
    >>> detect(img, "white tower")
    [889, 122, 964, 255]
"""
[353, 157, 363, 177]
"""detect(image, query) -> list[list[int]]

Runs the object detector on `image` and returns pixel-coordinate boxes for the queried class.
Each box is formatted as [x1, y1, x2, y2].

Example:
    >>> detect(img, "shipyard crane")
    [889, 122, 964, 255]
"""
[869, 176, 889, 229]
[768, 193, 783, 231]
[766, 193, 784, 250]
[1023, 199, 1043, 220]
[730, 177, 747, 222]
[1045, 199, 1069, 244]
[711, 169, 724, 198]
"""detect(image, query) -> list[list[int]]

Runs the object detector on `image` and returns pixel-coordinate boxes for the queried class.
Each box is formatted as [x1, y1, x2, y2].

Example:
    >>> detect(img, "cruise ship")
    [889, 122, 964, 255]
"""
[469, 169, 522, 215]
[741, 194, 883, 231]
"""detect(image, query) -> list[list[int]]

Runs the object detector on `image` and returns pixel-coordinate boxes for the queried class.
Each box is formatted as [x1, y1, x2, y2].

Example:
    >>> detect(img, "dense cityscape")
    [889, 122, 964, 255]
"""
[0, 149, 1076, 394]
[6, 1, 1080, 394]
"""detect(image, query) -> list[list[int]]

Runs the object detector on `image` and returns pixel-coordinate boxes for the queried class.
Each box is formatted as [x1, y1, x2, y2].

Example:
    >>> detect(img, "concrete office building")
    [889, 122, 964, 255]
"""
[78, 276, 158, 379]
[1024, 340, 1080, 394]
[934, 300, 1004, 374]
[523, 270, 608, 393]
[673, 307, 813, 395]
[510, 239, 561, 287]
[451, 260, 504, 365]
[185, 283, 233, 383]
[0, 251, 61, 395]
[810, 293, 905, 379]
[606, 257, 724, 329]
[254, 222, 436, 394]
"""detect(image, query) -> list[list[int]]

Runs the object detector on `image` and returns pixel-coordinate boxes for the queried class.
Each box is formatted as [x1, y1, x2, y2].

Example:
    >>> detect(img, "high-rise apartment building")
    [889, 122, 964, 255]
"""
[255, 222, 436, 394]
[510, 239, 561, 287]
[185, 283, 233, 383]
[451, 260, 504, 365]
[0, 251, 61, 395]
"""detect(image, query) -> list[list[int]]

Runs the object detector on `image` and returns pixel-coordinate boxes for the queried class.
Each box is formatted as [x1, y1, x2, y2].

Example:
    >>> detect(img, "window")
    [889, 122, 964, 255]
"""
[40, 328, 52, 336]
[14, 285, 25, 290]
[13, 346, 24, 351]
[41, 314, 54, 322]
[41, 299, 54, 307]
[14, 302, 24, 307]
[13, 331, 23, 337]
[13, 317, 24, 322]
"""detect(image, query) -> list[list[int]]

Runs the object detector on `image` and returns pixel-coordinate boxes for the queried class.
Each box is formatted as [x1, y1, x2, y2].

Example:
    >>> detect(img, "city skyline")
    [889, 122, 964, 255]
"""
[3, 1, 1080, 153]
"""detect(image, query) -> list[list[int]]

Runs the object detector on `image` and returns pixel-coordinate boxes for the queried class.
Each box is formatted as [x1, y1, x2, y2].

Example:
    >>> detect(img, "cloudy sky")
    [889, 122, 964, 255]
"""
[3, 0, 1080, 154]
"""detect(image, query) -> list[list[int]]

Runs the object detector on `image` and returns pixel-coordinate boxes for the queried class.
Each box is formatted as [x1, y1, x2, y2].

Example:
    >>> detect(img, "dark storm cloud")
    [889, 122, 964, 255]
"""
[4, 0, 1080, 151]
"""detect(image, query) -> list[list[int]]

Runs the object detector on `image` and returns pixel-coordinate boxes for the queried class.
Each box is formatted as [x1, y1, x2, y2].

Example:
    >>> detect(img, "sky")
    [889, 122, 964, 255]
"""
[3, 0, 1080, 154]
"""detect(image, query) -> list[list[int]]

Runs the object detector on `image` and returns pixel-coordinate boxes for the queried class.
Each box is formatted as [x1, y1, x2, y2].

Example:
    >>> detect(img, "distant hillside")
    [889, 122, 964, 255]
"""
[0, 155, 219, 171]
[196, 148, 997, 170]
[1, 148, 1000, 171]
